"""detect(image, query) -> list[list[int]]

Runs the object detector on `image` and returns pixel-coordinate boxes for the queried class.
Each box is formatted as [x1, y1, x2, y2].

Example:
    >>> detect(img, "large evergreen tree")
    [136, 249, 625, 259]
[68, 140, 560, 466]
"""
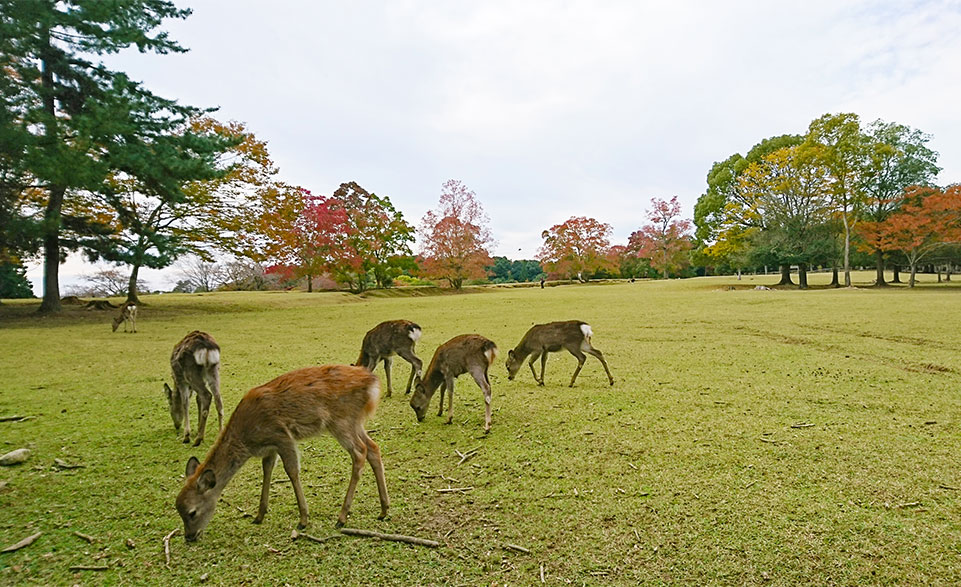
[0, 0, 215, 312]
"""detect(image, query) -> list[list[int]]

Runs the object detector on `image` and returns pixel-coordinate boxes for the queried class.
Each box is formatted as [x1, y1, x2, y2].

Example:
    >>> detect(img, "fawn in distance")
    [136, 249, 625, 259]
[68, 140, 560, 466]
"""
[175, 365, 389, 541]
[164, 331, 223, 446]
[505, 320, 614, 387]
[355, 319, 423, 396]
[410, 334, 498, 432]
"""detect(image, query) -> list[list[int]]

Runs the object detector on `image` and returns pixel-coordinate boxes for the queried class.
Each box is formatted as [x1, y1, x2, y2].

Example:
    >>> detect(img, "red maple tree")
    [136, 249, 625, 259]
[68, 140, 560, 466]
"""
[418, 180, 494, 289]
[862, 185, 961, 287]
[537, 216, 613, 282]
[628, 196, 693, 278]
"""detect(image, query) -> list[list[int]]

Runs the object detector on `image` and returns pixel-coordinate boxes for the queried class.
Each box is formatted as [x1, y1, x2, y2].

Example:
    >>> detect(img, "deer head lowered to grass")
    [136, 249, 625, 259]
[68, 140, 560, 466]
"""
[505, 320, 614, 387]
[175, 365, 389, 542]
[409, 334, 498, 433]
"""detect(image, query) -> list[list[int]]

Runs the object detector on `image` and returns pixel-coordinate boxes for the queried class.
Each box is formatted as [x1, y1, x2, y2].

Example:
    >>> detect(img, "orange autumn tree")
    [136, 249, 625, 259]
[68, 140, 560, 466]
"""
[418, 180, 494, 289]
[859, 185, 961, 287]
[537, 216, 613, 282]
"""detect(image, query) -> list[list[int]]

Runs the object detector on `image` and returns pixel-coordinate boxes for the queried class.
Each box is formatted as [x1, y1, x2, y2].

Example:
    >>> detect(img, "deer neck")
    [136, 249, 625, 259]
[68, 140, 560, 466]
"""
[200, 429, 252, 494]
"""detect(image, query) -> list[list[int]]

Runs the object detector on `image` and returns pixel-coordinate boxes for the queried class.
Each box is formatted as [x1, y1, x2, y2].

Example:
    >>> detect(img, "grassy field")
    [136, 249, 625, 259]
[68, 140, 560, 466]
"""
[2, 271, 961, 585]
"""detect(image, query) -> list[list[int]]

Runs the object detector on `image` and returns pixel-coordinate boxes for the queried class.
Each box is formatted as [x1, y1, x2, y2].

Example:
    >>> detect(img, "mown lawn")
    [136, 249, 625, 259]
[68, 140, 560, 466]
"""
[1, 272, 960, 585]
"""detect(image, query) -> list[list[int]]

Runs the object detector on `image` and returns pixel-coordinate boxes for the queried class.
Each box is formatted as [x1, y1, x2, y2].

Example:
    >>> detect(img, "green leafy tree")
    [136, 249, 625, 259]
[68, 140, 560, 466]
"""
[330, 182, 415, 292]
[694, 134, 802, 282]
[0, 0, 209, 313]
[805, 113, 868, 287]
[0, 261, 34, 298]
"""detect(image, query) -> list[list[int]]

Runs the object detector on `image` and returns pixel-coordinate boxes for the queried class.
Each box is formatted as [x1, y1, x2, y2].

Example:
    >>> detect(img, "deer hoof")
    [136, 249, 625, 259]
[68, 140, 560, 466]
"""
[192, 438, 203, 447]
[334, 520, 345, 529]
[252, 516, 264, 525]
[182, 436, 191, 444]
[538, 381, 545, 387]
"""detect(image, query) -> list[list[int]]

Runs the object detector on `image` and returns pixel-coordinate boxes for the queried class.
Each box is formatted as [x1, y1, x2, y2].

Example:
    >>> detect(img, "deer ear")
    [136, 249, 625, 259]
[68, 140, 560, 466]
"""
[508, 350, 515, 359]
[185, 456, 200, 477]
[197, 469, 217, 493]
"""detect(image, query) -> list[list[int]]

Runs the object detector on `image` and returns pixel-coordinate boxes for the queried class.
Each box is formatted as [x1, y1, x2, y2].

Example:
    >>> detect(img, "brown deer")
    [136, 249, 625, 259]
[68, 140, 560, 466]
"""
[409, 334, 498, 432]
[505, 320, 614, 387]
[164, 331, 223, 446]
[175, 365, 388, 541]
[355, 320, 423, 397]
[111, 302, 137, 332]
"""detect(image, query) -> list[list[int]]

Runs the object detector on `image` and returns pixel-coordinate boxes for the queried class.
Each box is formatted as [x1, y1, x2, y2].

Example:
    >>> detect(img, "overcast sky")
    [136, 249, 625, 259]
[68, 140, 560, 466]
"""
[26, 0, 961, 292]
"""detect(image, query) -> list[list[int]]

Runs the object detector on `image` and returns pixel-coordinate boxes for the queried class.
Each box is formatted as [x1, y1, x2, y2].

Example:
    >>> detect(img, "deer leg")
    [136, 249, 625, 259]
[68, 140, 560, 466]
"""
[383, 357, 393, 397]
[539, 352, 548, 386]
[254, 452, 278, 524]
[335, 433, 368, 528]
[470, 367, 493, 433]
[180, 388, 192, 444]
[568, 349, 587, 387]
[362, 431, 389, 520]
[527, 351, 543, 385]
[445, 376, 456, 425]
[437, 380, 446, 417]
[192, 389, 211, 447]
[397, 348, 422, 394]
[208, 366, 224, 431]
[277, 443, 310, 529]
[586, 347, 615, 386]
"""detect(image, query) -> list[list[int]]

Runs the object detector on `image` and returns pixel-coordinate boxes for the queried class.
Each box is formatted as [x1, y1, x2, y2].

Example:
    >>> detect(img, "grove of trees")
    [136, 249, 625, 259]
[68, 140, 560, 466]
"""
[3, 3, 958, 305]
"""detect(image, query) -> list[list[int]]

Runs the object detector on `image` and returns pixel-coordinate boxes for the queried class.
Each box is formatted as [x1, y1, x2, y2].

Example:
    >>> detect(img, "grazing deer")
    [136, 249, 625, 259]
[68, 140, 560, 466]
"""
[175, 365, 388, 541]
[355, 320, 423, 397]
[505, 320, 614, 387]
[164, 331, 223, 446]
[409, 334, 498, 432]
[111, 302, 137, 332]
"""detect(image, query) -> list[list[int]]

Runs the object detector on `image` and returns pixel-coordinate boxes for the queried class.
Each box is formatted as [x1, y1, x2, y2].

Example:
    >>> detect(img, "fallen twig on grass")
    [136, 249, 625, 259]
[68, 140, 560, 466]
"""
[455, 446, 481, 466]
[939, 484, 959, 491]
[504, 543, 530, 554]
[0, 415, 30, 423]
[540, 564, 545, 583]
[69, 565, 109, 572]
[73, 531, 95, 543]
[436, 486, 473, 494]
[2, 531, 42, 553]
[790, 423, 815, 429]
[290, 529, 342, 544]
[759, 437, 779, 444]
[896, 501, 921, 509]
[163, 528, 179, 567]
[339, 527, 441, 548]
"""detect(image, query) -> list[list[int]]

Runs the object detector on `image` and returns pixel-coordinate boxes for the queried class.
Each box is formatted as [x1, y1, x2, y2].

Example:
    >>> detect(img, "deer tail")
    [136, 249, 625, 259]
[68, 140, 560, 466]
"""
[482, 340, 499, 366]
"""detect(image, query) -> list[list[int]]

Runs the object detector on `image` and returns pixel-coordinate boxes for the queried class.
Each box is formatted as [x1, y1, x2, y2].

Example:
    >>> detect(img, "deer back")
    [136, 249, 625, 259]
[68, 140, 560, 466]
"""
[356, 320, 421, 367]
[171, 331, 221, 374]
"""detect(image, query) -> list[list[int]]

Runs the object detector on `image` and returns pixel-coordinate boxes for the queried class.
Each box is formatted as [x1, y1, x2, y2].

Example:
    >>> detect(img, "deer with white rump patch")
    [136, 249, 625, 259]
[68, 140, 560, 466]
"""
[355, 319, 423, 396]
[409, 334, 498, 432]
[506, 320, 614, 387]
[176, 365, 389, 541]
[111, 302, 137, 332]
[164, 331, 223, 446]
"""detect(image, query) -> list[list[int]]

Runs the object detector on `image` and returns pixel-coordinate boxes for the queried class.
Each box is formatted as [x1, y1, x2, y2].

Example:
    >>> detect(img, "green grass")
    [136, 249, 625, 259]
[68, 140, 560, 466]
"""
[2, 272, 961, 585]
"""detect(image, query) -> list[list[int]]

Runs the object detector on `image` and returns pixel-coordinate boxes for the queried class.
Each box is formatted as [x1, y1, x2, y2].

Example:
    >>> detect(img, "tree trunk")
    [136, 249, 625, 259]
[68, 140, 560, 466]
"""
[841, 212, 852, 287]
[306, 274, 313, 293]
[909, 264, 917, 288]
[873, 249, 887, 287]
[830, 265, 839, 288]
[37, 39, 64, 315]
[947, 266, 952, 282]
[798, 263, 808, 289]
[776, 264, 794, 286]
[126, 263, 142, 304]
[38, 185, 67, 314]
[892, 264, 902, 283]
